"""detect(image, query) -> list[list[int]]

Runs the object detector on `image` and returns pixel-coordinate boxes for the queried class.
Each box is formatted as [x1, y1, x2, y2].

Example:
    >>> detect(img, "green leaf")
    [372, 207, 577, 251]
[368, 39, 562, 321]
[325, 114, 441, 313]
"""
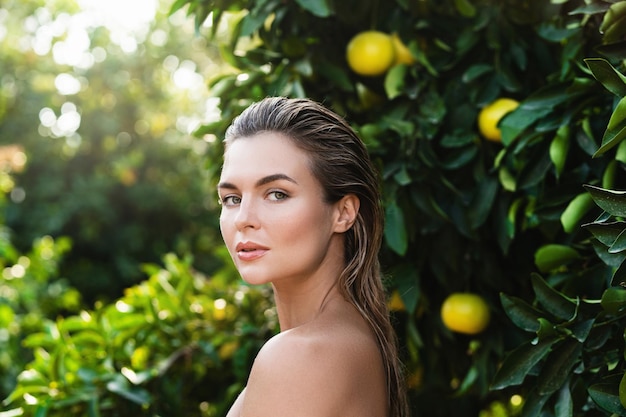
[584, 184, 626, 217]
[591, 240, 626, 268]
[521, 388, 551, 417]
[462, 64, 492, 83]
[34, 406, 47, 417]
[584, 58, 626, 97]
[589, 377, 626, 415]
[390, 263, 420, 314]
[536, 317, 560, 341]
[537, 339, 582, 395]
[385, 65, 407, 100]
[560, 192, 594, 234]
[106, 376, 151, 406]
[555, 384, 573, 417]
[534, 245, 581, 274]
[600, 287, 626, 314]
[601, 2, 626, 44]
[500, 82, 582, 145]
[240, 0, 277, 37]
[593, 95, 626, 157]
[453, 0, 476, 17]
[500, 293, 542, 332]
[550, 125, 570, 178]
[491, 339, 555, 390]
[167, 0, 190, 16]
[531, 273, 577, 321]
[570, 319, 594, 343]
[609, 228, 626, 253]
[584, 222, 626, 247]
[468, 175, 497, 229]
[294, 0, 332, 17]
[384, 201, 408, 255]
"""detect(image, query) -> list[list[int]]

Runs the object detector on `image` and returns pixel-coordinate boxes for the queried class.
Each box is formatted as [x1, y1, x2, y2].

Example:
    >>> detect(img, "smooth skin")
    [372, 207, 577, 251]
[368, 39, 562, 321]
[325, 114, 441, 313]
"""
[218, 132, 387, 417]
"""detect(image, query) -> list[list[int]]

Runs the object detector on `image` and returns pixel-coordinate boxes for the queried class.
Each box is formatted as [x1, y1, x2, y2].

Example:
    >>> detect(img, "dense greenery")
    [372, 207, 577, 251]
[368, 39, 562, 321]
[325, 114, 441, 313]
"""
[176, 0, 626, 416]
[0, 0, 221, 303]
[2, 0, 626, 416]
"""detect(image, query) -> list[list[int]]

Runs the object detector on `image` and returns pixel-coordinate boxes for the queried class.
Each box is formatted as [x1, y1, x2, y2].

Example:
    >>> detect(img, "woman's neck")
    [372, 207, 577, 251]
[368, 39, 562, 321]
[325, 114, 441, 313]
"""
[272, 275, 343, 331]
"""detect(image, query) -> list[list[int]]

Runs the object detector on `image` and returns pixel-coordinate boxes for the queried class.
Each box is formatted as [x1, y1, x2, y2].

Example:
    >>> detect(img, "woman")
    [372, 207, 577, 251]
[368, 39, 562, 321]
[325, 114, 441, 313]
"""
[218, 97, 408, 417]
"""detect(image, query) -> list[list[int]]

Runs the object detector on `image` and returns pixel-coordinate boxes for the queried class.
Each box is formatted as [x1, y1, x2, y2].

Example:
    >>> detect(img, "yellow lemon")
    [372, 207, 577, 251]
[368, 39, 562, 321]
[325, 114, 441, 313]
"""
[391, 33, 415, 65]
[346, 31, 395, 76]
[477, 98, 520, 142]
[441, 293, 490, 335]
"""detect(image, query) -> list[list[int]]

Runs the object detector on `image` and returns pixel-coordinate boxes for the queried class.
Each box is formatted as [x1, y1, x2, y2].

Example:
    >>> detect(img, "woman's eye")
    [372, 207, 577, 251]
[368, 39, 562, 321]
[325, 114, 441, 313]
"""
[220, 195, 241, 206]
[268, 191, 288, 201]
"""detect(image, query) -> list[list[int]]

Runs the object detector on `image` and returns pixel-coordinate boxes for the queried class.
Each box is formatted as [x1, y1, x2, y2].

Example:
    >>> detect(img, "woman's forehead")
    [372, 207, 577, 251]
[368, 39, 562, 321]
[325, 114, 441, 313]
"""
[221, 132, 313, 182]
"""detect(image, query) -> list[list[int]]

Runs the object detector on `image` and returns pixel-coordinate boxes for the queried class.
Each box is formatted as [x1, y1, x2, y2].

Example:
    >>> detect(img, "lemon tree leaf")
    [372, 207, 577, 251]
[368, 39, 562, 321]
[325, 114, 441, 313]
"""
[589, 377, 626, 415]
[500, 293, 542, 332]
[534, 244, 581, 274]
[521, 389, 551, 417]
[584, 184, 626, 217]
[384, 201, 408, 255]
[600, 287, 626, 314]
[453, 0, 476, 17]
[390, 262, 419, 314]
[555, 385, 573, 417]
[585, 58, 626, 98]
[385, 65, 407, 100]
[568, 320, 593, 344]
[531, 273, 578, 321]
[584, 222, 626, 247]
[591, 237, 626, 269]
[468, 175, 497, 229]
[294, 0, 332, 17]
[593, 95, 626, 157]
[537, 339, 582, 395]
[609, 229, 626, 253]
[491, 339, 555, 390]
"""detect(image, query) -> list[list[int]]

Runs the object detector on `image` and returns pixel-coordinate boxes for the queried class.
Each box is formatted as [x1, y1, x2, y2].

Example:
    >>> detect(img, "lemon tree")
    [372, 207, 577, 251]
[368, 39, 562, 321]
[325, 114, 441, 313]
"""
[158, 1, 626, 416]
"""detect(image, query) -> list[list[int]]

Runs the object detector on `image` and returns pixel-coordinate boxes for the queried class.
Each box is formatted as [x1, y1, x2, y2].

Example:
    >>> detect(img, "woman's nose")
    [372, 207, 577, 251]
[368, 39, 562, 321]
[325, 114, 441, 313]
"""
[234, 198, 260, 231]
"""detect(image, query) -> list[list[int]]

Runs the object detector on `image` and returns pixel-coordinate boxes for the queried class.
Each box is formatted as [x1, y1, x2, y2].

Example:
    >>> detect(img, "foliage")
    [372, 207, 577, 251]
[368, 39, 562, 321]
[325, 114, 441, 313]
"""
[3, 0, 626, 417]
[168, 0, 626, 416]
[0, 0, 222, 303]
[2, 252, 276, 417]
[0, 163, 80, 404]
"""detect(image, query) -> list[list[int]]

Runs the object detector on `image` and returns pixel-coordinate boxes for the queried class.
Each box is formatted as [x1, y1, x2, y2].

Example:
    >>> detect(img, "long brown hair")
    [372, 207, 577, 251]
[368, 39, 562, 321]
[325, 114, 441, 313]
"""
[224, 96, 408, 417]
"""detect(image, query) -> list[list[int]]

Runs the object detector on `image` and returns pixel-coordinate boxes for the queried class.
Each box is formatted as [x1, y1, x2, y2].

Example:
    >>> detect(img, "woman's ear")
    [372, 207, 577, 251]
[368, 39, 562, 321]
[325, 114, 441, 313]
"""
[334, 194, 360, 233]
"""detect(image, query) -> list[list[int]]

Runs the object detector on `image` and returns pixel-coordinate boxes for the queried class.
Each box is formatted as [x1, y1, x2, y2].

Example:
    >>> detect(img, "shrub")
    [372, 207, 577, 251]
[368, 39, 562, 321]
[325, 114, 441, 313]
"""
[2, 252, 276, 417]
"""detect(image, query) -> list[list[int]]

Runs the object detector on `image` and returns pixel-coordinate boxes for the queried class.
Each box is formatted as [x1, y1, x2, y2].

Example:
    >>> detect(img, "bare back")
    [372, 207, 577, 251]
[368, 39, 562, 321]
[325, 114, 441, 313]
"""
[226, 297, 388, 417]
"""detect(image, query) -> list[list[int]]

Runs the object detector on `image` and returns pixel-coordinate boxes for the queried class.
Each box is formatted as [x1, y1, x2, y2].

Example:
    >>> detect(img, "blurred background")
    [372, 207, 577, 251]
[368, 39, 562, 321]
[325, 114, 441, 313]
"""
[0, 0, 226, 303]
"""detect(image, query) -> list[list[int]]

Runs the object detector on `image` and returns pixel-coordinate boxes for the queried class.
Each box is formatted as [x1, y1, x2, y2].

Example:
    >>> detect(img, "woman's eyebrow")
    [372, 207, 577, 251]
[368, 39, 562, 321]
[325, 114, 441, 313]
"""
[217, 173, 298, 191]
[256, 173, 298, 186]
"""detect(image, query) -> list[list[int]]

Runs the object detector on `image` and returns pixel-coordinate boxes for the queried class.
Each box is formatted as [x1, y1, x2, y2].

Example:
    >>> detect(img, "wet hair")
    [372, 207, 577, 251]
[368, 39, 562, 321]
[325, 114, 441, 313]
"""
[224, 96, 408, 417]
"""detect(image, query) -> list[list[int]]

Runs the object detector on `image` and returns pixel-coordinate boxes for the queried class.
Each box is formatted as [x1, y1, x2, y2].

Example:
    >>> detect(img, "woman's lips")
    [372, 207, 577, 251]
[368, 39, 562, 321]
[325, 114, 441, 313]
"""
[235, 242, 269, 261]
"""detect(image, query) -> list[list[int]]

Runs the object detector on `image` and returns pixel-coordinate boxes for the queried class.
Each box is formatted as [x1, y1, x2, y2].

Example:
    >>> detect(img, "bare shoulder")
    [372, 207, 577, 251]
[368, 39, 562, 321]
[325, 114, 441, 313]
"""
[240, 318, 387, 417]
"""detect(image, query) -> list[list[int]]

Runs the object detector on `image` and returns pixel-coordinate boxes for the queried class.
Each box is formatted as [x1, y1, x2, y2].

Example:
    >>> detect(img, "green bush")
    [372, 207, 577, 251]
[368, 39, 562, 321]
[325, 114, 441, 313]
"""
[0, 0, 222, 303]
[2, 252, 276, 417]
[0, 165, 80, 404]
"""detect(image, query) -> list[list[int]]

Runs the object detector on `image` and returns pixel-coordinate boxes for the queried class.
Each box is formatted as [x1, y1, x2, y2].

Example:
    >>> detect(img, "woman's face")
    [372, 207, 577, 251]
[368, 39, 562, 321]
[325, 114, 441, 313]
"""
[218, 132, 346, 287]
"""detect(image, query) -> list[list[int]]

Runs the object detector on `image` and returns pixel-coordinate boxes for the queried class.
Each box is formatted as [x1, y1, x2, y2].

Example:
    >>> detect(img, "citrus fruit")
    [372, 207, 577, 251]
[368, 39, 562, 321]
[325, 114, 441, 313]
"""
[346, 31, 395, 76]
[391, 33, 415, 65]
[441, 293, 490, 335]
[388, 289, 406, 312]
[477, 98, 520, 142]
